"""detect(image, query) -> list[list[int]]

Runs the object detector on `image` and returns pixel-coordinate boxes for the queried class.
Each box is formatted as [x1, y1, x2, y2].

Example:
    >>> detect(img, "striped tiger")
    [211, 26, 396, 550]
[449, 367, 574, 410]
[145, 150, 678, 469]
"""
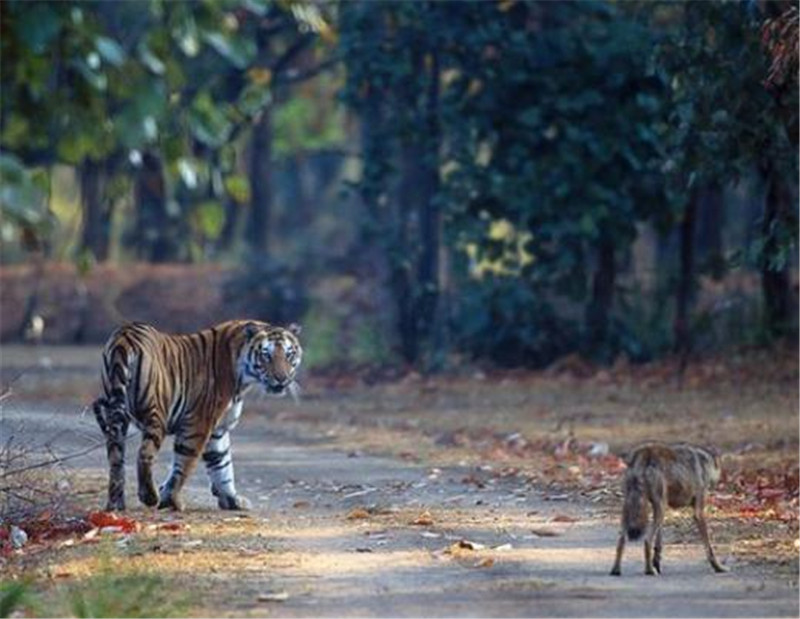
[91, 320, 302, 512]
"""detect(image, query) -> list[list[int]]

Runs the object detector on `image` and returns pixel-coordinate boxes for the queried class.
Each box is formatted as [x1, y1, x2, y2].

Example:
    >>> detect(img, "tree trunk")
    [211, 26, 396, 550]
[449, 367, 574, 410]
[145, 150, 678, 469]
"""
[674, 188, 698, 376]
[79, 159, 112, 261]
[217, 196, 239, 252]
[246, 108, 273, 255]
[585, 231, 616, 358]
[761, 166, 793, 337]
[415, 47, 442, 354]
[696, 182, 724, 275]
[134, 151, 180, 262]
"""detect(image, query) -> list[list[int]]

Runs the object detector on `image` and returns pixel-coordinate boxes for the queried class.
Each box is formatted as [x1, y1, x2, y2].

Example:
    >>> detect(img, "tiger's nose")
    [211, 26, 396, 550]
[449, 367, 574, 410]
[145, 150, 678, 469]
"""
[273, 375, 290, 387]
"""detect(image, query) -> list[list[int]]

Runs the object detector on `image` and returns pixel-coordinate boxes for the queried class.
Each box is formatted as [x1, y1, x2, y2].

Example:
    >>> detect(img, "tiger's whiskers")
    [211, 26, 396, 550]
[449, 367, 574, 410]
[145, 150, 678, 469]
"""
[287, 382, 301, 404]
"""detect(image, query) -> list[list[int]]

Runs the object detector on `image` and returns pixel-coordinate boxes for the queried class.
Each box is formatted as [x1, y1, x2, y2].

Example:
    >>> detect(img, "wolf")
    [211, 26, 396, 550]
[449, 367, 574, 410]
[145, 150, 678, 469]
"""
[610, 441, 728, 576]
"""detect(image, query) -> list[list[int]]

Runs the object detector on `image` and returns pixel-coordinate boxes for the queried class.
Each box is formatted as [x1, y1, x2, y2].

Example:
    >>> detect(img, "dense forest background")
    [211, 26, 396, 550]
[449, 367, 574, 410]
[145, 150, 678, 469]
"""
[1, 0, 797, 370]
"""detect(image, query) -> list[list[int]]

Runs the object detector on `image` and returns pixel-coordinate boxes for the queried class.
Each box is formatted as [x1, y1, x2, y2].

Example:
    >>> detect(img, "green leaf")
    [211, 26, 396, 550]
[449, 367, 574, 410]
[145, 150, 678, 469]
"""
[195, 200, 225, 239]
[95, 36, 127, 67]
[224, 175, 251, 204]
[0, 153, 47, 226]
[202, 31, 256, 69]
[238, 84, 272, 117]
[138, 42, 166, 75]
[187, 96, 232, 148]
[16, 4, 61, 54]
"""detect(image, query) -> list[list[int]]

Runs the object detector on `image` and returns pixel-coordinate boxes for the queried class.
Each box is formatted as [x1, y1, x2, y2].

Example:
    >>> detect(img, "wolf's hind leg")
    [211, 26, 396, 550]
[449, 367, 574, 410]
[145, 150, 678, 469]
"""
[694, 496, 728, 573]
[652, 527, 663, 574]
[609, 530, 626, 576]
[644, 483, 665, 576]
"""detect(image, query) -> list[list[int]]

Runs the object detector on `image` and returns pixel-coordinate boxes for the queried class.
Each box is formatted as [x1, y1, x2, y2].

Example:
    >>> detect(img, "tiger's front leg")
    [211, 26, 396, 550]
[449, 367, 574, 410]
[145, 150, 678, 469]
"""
[203, 429, 251, 510]
[158, 428, 207, 512]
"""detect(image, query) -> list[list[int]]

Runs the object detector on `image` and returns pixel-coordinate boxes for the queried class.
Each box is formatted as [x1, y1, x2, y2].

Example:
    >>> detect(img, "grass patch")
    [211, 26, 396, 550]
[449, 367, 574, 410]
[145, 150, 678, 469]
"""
[3, 555, 191, 618]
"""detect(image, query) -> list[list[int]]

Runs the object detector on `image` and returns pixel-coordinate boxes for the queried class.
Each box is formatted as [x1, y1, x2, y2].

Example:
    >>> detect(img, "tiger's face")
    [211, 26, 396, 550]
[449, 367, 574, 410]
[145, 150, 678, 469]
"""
[241, 323, 303, 396]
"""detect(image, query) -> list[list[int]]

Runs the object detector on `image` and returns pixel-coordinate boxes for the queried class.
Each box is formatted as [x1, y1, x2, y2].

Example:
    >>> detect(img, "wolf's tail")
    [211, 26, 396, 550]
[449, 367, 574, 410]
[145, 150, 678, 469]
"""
[622, 472, 649, 541]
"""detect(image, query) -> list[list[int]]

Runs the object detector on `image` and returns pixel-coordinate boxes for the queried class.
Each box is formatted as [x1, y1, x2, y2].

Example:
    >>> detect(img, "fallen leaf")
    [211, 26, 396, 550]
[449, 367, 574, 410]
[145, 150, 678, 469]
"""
[36, 510, 53, 522]
[257, 591, 289, 602]
[551, 514, 578, 523]
[410, 510, 434, 526]
[346, 508, 370, 520]
[530, 527, 561, 537]
[87, 511, 139, 533]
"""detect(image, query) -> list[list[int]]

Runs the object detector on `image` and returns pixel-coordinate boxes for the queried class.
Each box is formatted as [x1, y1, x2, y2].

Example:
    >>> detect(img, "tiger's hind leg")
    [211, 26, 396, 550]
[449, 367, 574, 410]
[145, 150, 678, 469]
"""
[136, 407, 166, 507]
[94, 398, 129, 511]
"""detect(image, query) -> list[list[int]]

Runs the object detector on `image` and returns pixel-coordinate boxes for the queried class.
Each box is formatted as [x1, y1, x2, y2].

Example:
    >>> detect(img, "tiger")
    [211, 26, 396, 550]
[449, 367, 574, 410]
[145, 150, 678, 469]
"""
[91, 319, 303, 512]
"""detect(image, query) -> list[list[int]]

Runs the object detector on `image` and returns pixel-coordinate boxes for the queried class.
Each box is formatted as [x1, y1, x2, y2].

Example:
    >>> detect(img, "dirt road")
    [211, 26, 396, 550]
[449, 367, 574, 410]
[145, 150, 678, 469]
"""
[1, 346, 798, 617]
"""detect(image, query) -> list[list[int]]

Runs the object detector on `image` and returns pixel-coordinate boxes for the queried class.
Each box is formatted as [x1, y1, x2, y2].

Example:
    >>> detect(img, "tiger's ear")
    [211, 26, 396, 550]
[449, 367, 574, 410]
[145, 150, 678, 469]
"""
[244, 322, 261, 340]
[288, 322, 302, 336]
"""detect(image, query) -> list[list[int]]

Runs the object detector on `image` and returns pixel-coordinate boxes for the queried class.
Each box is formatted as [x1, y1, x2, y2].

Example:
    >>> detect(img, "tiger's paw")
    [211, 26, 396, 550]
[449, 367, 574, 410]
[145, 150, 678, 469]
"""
[138, 484, 159, 508]
[218, 494, 252, 511]
[105, 497, 126, 512]
[157, 492, 184, 512]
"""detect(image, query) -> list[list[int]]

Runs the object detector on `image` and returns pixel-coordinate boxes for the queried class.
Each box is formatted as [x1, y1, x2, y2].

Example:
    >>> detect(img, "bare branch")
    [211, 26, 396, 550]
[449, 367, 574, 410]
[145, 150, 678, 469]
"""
[0, 440, 105, 479]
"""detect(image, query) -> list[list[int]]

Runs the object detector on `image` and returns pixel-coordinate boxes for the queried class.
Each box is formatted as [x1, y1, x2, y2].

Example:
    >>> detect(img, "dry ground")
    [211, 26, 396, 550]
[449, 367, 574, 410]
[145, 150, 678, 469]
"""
[1, 344, 798, 617]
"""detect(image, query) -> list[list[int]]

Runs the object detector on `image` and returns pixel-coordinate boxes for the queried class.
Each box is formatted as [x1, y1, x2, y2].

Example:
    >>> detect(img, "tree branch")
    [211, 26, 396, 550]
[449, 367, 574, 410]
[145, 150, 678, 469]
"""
[275, 55, 342, 86]
[271, 33, 315, 76]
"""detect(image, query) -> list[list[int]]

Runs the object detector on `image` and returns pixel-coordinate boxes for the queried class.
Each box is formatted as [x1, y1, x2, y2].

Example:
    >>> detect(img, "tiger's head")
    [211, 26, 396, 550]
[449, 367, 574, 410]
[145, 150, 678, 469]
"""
[240, 322, 303, 396]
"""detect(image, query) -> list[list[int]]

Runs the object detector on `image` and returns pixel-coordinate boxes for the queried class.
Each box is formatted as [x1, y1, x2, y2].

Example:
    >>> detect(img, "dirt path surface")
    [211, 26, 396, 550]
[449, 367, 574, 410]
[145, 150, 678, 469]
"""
[1, 346, 798, 617]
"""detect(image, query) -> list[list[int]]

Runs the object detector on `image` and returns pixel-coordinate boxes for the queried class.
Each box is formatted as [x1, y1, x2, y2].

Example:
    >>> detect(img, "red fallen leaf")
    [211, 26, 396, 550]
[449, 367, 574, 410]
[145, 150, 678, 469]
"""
[739, 504, 762, 517]
[157, 522, 185, 532]
[0, 527, 8, 541]
[87, 511, 139, 533]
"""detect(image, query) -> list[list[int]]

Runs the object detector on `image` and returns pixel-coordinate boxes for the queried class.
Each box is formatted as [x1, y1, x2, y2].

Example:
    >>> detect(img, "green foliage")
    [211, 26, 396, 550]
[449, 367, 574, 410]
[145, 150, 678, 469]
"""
[67, 569, 186, 618]
[445, 2, 668, 294]
[658, 2, 797, 259]
[1, 0, 337, 259]
[454, 273, 580, 368]
[0, 152, 53, 255]
[274, 93, 346, 157]
[340, 0, 797, 366]
[0, 580, 30, 618]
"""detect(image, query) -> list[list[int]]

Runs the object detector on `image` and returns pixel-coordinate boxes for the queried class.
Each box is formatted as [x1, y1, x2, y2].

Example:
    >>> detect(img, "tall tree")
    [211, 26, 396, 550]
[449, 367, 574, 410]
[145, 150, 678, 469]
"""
[341, 1, 445, 365]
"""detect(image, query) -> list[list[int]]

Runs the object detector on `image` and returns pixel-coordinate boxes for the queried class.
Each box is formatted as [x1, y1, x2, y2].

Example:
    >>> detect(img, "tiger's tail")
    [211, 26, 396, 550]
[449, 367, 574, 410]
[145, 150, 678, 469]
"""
[93, 343, 132, 438]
